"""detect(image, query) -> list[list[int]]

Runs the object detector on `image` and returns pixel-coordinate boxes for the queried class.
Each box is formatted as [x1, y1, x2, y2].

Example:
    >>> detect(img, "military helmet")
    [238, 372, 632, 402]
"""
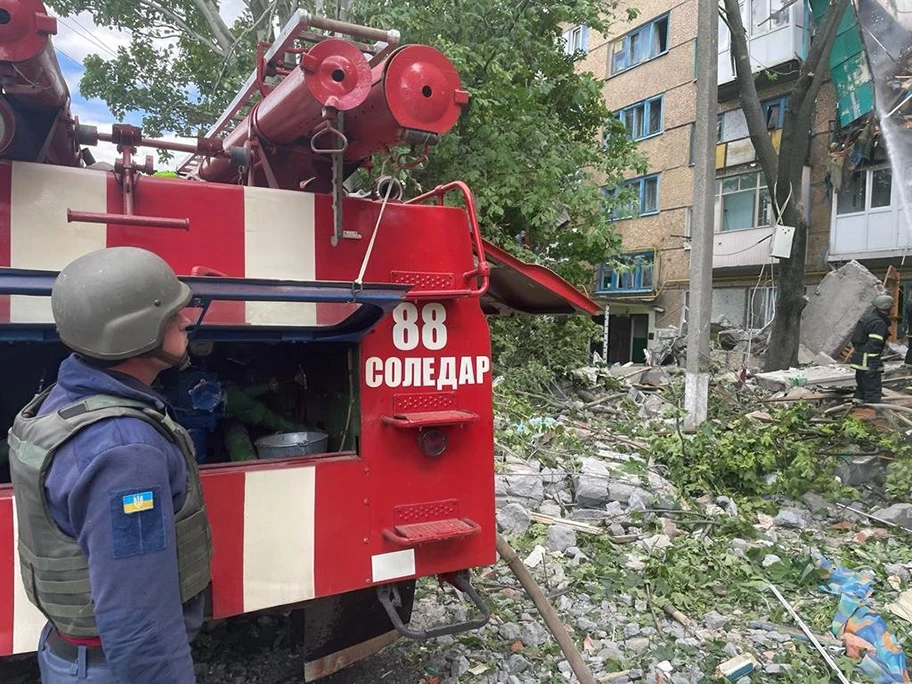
[873, 294, 895, 312]
[51, 247, 192, 362]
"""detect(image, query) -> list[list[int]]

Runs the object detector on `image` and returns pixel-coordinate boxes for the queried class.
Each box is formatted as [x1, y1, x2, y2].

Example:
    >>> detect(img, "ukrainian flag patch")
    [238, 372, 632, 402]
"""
[122, 490, 154, 514]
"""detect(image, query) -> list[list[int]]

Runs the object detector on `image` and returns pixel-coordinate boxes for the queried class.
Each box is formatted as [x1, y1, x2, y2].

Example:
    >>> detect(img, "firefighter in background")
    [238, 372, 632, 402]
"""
[904, 294, 912, 368]
[850, 294, 895, 404]
[8, 247, 211, 683]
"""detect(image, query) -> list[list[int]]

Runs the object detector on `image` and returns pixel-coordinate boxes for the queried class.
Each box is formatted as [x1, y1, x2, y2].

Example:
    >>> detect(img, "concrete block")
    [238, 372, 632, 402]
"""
[755, 365, 857, 391]
[798, 345, 816, 365]
[711, 349, 763, 372]
[836, 455, 884, 487]
[815, 352, 838, 365]
[801, 261, 886, 358]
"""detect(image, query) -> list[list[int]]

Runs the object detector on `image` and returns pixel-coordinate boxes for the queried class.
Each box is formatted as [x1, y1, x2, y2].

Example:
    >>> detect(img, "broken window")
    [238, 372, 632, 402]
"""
[617, 96, 664, 140]
[718, 15, 731, 50]
[611, 14, 670, 74]
[749, 287, 777, 330]
[718, 96, 787, 143]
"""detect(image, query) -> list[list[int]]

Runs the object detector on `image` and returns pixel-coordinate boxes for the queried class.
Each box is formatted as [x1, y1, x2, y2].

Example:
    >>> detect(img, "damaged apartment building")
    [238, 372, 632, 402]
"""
[564, 0, 909, 364]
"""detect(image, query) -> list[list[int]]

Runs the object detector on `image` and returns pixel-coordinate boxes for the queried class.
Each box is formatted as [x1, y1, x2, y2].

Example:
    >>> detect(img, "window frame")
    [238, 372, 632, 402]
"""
[607, 174, 661, 219]
[748, 285, 777, 331]
[596, 251, 657, 294]
[610, 14, 671, 75]
[719, 0, 789, 46]
[835, 165, 894, 216]
[617, 95, 665, 141]
[563, 24, 590, 55]
[717, 95, 789, 143]
[715, 171, 771, 232]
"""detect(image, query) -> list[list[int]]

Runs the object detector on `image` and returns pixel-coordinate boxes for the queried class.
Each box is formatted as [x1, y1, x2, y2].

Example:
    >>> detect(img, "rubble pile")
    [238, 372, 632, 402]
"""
[365, 355, 912, 684]
[654, 260, 893, 374]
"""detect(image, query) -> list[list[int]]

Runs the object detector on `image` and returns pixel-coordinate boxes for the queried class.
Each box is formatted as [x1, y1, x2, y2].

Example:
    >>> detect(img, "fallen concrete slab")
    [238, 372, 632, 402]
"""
[754, 365, 857, 391]
[801, 261, 886, 358]
[755, 361, 906, 391]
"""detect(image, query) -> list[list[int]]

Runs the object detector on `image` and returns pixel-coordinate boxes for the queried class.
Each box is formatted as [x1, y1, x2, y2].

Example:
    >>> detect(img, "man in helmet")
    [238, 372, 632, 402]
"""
[8, 247, 211, 683]
[849, 293, 894, 404]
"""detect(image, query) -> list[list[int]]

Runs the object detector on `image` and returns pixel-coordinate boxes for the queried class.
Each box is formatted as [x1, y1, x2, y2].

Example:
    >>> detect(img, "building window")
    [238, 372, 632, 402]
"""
[837, 166, 893, 215]
[718, 16, 730, 50]
[764, 96, 787, 129]
[720, 0, 788, 45]
[718, 96, 788, 143]
[596, 251, 656, 294]
[688, 123, 696, 165]
[611, 15, 669, 74]
[751, 0, 789, 35]
[617, 95, 664, 140]
[715, 172, 770, 231]
[749, 286, 776, 330]
[872, 168, 893, 208]
[563, 25, 589, 55]
[606, 174, 661, 218]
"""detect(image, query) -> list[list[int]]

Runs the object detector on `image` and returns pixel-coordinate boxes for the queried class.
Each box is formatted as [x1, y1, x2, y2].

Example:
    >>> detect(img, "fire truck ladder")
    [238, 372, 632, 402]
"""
[177, 10, 400, 179]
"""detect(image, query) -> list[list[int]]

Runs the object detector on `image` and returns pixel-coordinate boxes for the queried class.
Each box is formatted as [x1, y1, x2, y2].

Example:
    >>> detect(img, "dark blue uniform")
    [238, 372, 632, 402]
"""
[850, 308, 890, 404]
[38, 355, 203, 683]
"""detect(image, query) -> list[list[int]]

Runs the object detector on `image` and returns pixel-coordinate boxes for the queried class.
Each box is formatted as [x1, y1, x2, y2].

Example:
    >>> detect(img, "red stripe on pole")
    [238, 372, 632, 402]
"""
[0, 495, 15, 655]
[200, 470, 246, 618]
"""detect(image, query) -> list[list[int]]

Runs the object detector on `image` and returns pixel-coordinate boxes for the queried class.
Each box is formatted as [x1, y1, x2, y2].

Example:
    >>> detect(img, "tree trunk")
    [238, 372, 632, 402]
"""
[192, 0, 235, 51]
[763, 191, 808, 370]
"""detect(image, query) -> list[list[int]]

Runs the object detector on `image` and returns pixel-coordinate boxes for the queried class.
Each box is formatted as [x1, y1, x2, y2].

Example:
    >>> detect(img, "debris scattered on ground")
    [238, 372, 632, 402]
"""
[472, 346, 912, 684]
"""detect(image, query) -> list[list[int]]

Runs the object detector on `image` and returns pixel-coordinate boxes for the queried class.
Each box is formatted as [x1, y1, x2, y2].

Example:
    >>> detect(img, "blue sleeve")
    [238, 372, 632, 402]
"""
[68, 443, 195, 684]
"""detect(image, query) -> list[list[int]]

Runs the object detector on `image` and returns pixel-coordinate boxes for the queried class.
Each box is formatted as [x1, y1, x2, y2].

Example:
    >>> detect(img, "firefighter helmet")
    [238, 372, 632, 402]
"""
[873, 294, 894, 312]
[51, 247, 191, 362]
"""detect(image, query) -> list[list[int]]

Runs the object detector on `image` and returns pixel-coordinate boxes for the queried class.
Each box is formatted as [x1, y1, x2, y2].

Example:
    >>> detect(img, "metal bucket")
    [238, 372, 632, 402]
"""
[254, 431, 330, 459]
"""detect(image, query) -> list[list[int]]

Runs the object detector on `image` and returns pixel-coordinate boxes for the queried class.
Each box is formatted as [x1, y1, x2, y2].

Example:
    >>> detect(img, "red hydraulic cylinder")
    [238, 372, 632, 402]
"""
[0, 0, 66, 110]
[343, 45, 468, 162]
[0, 0, 75, 165]
[198, 38, 371, 183]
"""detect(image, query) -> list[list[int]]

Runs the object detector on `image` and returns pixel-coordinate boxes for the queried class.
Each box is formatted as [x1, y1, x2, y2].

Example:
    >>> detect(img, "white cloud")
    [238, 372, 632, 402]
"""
[53, 12, 129, 65]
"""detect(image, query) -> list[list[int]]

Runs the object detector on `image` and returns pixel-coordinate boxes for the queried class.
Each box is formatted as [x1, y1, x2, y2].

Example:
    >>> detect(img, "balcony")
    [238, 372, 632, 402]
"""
[829, 166, 911, 260]
[718, 0, 807, 85]
[713, 226, 775, 268]
[711, 171, 776, 269]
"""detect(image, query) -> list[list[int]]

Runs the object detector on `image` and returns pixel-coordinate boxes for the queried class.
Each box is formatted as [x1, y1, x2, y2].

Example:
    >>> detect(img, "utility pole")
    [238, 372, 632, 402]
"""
[683, 0, 718, 431]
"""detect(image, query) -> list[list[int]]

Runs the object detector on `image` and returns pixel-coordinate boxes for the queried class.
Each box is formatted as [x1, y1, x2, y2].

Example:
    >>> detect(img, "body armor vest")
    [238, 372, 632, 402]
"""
[7, 389, 212, 638]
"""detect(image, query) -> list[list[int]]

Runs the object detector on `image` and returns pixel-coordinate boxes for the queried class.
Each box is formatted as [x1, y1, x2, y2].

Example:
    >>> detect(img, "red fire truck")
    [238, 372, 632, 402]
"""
[0, 0, 599, 678]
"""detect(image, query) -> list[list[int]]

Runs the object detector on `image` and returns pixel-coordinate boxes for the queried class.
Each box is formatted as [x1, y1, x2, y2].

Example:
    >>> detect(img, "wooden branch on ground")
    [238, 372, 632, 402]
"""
[529, 513, 639, 543]
[496, 534, 598, 684]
